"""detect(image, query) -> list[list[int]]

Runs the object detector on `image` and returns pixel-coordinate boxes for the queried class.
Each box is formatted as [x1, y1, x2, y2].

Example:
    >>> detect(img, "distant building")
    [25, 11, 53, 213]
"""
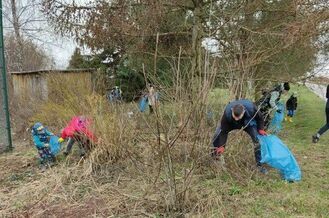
[10, 69, 96, 102]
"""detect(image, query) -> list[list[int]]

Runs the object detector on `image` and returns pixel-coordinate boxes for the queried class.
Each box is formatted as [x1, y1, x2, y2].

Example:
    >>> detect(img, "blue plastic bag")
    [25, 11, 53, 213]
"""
[49, 136, 61, 156]
[258, 135, 301, 181]
[269, 102, 285, 133]
[139, 96, 148, 112]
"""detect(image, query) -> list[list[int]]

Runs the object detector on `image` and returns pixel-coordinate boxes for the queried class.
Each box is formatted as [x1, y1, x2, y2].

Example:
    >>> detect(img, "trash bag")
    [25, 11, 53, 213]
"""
[139, 96, 148, 112]
[258, 134, 301, 182]
[269, 102, 285, 133]
[49, 136, 62, 156]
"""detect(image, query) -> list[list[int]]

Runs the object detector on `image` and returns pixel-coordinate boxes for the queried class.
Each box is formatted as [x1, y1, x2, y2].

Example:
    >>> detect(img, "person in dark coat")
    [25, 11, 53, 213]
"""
[285, 92, 298, 122]
[313, 85, 329, 143]
[212, 99, 268, 173]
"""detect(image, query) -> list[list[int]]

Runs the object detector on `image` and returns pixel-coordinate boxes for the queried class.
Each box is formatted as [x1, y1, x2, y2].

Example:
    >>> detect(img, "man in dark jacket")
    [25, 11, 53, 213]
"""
[285, 92, 298, 122]
[212, 99, 267, 173]
[313, 85, 329, 143]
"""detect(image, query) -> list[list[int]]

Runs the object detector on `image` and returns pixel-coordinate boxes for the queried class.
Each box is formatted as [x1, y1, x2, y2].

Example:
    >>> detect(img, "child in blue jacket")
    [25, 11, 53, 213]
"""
[31, 122, 55, 164]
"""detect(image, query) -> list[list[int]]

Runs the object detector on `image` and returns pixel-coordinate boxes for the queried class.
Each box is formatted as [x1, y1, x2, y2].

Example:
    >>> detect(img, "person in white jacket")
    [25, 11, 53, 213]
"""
[148, 85, 158, 114]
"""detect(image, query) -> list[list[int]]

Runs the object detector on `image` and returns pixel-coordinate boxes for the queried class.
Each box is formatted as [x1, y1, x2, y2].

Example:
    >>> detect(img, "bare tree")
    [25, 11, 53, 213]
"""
[5, 34, 54, 72]
[3, 0, 54, 71]
[41, 0, 329, 98]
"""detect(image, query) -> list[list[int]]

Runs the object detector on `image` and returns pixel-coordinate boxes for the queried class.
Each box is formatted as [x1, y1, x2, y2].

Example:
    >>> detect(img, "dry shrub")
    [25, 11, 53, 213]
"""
[31, 74, 137, 168]
[19, 62, 273, 216]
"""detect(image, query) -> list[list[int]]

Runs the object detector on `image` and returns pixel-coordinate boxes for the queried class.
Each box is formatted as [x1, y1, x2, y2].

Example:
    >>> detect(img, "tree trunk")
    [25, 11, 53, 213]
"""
[189, 0, 205, 128]
[191, 0, 203, 80]
[10, 0, 23, 71]
[234, 1, 253, 100]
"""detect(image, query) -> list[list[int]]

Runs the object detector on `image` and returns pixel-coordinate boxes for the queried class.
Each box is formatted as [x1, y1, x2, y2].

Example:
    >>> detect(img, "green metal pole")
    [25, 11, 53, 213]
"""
[0, 0, 13, 151]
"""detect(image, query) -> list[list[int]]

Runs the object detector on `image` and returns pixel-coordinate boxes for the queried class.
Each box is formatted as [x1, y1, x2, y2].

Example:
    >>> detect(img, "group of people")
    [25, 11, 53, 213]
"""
[32, 116, 96, 166]
[212, 82, 298, 174]
[106, 85, 159, 114]
[32, 82, 329, 174]
[212, 82, 329, 175]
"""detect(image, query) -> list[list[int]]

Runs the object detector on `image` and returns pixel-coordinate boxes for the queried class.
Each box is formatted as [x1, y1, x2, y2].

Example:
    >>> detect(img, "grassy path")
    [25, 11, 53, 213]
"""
[238, 86, 329, 217]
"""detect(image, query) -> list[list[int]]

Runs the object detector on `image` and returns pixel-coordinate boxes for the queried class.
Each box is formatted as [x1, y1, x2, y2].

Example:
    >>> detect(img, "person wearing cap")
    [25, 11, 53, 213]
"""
[212, 99, 268, 173]
[269, 83, 290, 111]
[285, 92, 298, 122]
[31, 122, 55, 164]
[256, 82, 290, 129]
[312, 84, 329, 143]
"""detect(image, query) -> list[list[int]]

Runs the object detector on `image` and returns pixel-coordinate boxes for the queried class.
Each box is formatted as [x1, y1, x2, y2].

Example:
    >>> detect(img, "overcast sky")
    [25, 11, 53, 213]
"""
[3, 0, 329, 74]
[44, 36, 77, 69]
[2, 0, 78, 69]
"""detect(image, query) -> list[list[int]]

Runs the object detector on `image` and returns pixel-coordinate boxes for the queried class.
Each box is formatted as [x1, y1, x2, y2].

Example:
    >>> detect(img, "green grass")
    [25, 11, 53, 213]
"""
[234, 85, 329, 217]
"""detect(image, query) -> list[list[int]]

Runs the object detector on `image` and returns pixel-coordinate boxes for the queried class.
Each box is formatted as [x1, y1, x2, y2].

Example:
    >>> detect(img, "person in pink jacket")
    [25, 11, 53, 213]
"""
[58, 116, 97, 156]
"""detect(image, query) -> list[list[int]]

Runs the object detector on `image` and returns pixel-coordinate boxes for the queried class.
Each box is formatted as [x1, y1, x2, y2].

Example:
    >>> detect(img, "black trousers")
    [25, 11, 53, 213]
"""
[317, 101, 329, 136]
[65, 134, 92, 154]
[149, 105, 154, 114]
[212, 125, 262, 166]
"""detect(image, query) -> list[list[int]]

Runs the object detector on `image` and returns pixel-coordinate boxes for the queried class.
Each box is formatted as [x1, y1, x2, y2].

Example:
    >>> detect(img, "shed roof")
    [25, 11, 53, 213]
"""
[10, 68, 96, 75]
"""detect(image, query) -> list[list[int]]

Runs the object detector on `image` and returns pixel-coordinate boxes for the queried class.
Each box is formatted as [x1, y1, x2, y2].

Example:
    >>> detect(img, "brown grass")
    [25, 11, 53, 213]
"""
[1, 66, 274, 217]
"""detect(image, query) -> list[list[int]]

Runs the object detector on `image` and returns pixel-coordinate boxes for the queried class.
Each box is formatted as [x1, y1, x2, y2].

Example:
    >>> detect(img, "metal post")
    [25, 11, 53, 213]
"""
[0, 0, 13, 151]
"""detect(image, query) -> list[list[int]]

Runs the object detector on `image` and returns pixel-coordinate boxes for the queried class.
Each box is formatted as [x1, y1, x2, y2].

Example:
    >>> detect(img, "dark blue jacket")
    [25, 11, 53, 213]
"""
[221, 99, 264, 131]
[286, 96, 298, 110]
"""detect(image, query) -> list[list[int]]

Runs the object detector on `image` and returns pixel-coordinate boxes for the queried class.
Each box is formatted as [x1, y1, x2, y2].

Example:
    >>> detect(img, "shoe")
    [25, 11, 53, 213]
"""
[257, 166, 268, 175]
[63, 151, 69, 156]
[284, 116, 288, 122]
[312, 135, 320, 143]
[288, 117, 293, 123]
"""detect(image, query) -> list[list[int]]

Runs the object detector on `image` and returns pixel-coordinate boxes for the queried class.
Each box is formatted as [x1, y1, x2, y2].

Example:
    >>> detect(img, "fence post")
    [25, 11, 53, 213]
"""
[0, 0, 13, 151]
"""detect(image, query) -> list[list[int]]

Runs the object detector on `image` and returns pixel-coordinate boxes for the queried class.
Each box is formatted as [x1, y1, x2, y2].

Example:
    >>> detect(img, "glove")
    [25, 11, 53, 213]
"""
[258, 129, 267, 136]
[58, 137, 64, 143]
[215, 146, 225, 155]
[276, 109, 282, 113]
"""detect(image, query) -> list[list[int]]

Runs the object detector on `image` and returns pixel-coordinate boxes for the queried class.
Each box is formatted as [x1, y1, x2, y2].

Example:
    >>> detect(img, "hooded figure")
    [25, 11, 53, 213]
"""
[285, 92, 298, 122]
[31, 122, 55, 164]
[58, 116, 97, 156]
